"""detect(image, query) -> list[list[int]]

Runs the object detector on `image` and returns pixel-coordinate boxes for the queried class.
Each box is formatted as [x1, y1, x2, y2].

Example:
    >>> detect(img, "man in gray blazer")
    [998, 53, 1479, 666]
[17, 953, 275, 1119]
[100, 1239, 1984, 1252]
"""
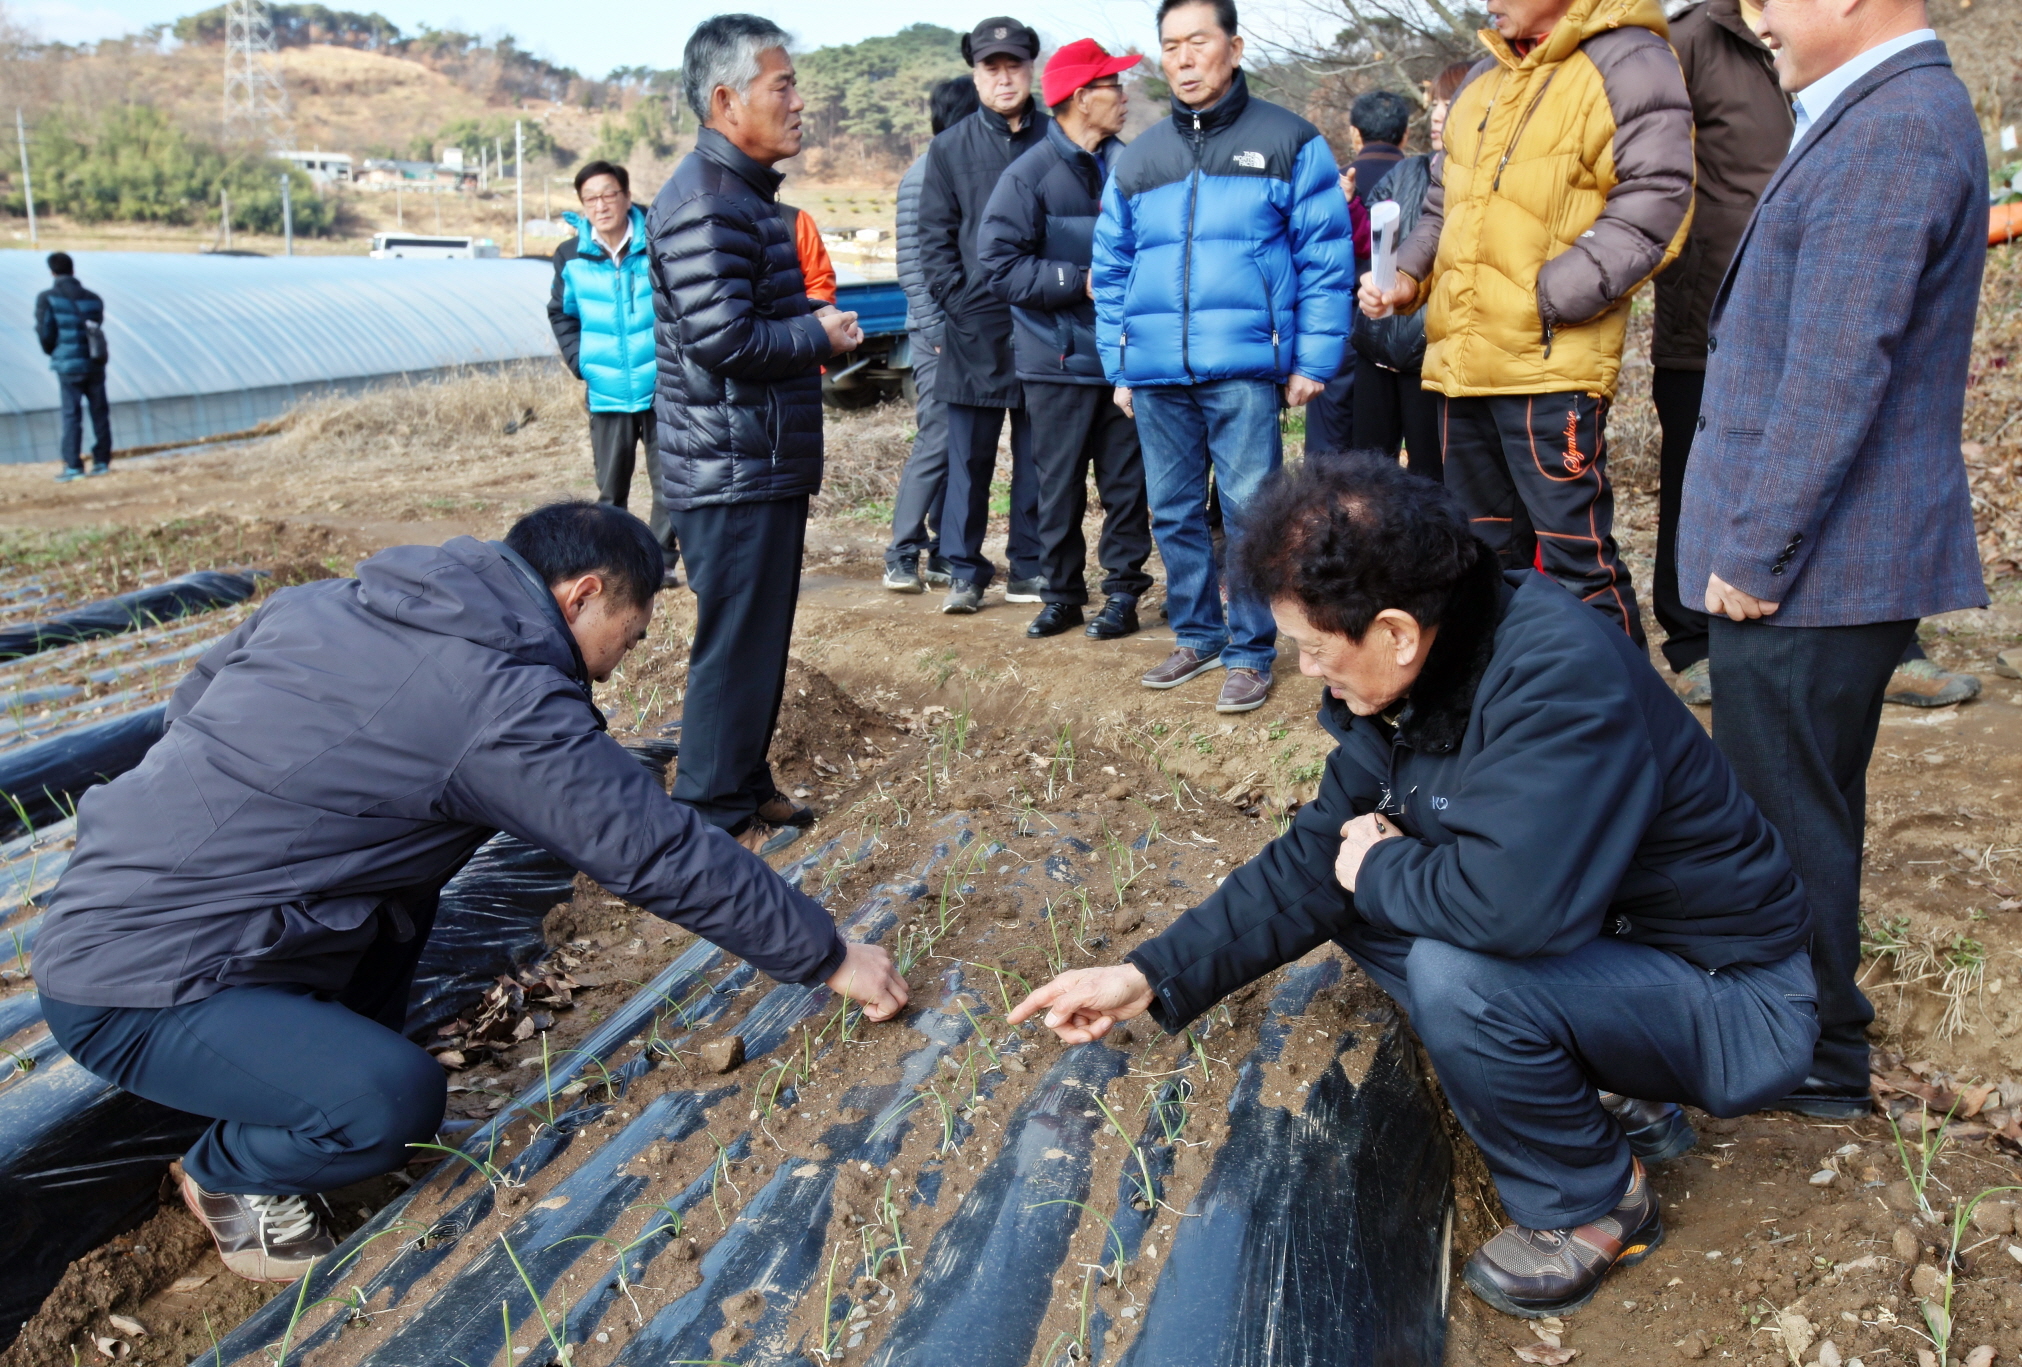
[1678, 0, 1986, 1118]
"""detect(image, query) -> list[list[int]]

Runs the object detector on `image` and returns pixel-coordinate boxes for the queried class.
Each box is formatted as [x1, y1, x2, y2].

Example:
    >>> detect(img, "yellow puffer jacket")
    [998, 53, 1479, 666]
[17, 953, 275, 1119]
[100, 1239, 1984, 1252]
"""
[1395, 0, 1696, 399]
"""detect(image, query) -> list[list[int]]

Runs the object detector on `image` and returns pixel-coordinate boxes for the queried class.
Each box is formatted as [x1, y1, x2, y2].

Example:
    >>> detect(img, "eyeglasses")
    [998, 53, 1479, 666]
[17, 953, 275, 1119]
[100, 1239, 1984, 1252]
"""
[1083, 78, 1123, 91]
[580, 191, 627, 207]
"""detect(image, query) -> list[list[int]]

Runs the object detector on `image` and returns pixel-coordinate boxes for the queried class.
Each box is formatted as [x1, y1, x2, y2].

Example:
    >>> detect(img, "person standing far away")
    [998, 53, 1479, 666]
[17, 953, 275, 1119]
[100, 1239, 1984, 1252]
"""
[1342, 72, 1461, 480]
[1360, 0, 1696, 644]
[918, 17, 1050, 617]
[1093, 0, 1355, 713]
[1679, 0, 1988, 1121]
[36, 251, 112, 482]
[548, 161, 679, 588]
[648, 13, 865, 853]
[977, 38, 1154, 643]
[1650, 0, 1980, 713]
[883, 76, 981, 595]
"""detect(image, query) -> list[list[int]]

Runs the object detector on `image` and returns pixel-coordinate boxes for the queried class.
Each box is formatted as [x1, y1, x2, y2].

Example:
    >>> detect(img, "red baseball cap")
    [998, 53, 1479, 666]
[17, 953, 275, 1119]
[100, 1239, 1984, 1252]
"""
[1042, 39, 1141, 107]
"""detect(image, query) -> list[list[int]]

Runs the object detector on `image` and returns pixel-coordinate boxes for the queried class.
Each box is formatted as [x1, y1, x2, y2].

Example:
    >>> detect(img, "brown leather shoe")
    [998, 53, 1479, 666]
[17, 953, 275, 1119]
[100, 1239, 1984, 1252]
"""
[1462, 1156, 1663, 1319]
[1884, 658, 1980, 708]
[181, 1173, 338, 1283]
[1140, 647, 1221, 689]
[757, 795, 816, 828]
[1215, 667, 1272, 713]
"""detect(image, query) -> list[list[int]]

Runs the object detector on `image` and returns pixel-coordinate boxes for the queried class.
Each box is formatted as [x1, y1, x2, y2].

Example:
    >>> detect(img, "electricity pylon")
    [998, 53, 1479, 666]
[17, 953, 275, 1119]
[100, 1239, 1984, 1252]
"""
[222, 0, 289, 146]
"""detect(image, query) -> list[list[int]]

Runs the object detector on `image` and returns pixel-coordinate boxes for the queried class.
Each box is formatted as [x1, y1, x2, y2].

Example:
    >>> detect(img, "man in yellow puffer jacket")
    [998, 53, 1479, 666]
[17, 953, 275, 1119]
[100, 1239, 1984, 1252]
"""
[1362, 0, 1694, 643]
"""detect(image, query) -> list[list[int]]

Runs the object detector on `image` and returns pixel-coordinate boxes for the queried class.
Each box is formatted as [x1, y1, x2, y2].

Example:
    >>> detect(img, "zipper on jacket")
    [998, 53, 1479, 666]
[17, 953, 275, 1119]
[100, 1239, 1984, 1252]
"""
[1492, 68, 1560, 192]
[1181, 113, 1206, 383]
[1253, 258, 1280, 375]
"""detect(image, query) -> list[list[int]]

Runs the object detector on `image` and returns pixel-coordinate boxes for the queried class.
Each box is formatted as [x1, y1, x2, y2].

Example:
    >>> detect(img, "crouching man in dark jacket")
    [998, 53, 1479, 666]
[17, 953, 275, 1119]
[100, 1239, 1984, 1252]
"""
[1012, 456, 1816, 1320]
[35, 502, 906, 1285]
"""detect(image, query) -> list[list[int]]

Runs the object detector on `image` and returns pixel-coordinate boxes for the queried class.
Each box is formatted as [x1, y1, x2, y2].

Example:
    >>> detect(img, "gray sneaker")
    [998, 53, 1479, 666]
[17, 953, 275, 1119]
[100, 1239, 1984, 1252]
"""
[1004, 576, 1047, 603]
[1675, 658, 1711, 706]
[922, 556, 955, 587]
[883, 559, 924, 594]
[941, 581, 984, 615]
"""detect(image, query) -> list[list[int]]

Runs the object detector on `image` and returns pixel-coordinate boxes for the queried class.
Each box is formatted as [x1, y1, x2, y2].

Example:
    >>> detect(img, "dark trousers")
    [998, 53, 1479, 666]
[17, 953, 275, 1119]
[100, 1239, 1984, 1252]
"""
[1339, 922, 1817, 1229]
[1652, 368, 1712, 672]
[1022, 381, 1153, 606]
[42, 914, 446, 1195]
[669, 496, 807, 834]
[1351, 356, 1442, 484]
[590, 409, 676, 556]
[886, 332, 947, 571]
[1304, 361, 1356, 457]
[1440, 392, 1645, 644]
[941, 402, 1041, 590]
[1709, 616, 1918, 1093]
[59, 372, 111, 470]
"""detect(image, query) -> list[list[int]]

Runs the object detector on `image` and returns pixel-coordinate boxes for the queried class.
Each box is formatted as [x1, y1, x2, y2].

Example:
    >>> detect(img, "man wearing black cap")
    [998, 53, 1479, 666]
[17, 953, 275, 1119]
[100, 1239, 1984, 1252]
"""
[917, 17, 1049, 615]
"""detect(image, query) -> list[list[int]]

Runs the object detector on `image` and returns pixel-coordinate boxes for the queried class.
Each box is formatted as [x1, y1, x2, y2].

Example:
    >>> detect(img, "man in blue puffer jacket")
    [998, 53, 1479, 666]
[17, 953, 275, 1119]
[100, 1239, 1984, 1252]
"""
[34, 251, 112, 482]
[548, 160, 676, 580]
[1093, 0, 1353, 712]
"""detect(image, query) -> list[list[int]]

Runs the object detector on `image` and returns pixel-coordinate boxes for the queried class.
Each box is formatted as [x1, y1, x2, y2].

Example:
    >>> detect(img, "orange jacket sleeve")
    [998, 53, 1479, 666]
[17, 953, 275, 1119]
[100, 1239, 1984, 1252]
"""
[792, 206, 837, 307]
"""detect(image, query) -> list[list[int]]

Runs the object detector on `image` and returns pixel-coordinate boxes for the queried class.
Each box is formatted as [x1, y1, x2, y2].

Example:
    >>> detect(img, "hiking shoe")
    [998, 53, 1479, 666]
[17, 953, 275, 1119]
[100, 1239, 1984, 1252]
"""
[1885, 658, 1980, 708]
[923, 555, 955, 587]
[1141, 647, 1222, 690]
[1463, 1157, 1663, 1319]
[54, 467, 84, 483]
[883, 559, 924, 594]
[1994, 647, 2022, 680]
[1086, 594, 1140, 640]
[757, 795, 817, 828]
[942, 581, 984, 615]
[181, 1174, 338, 1284]
[1599, 1092, 1696, 1162]
[1764, 1076, 1873, 1120]
[1216, 667, 1272, 713]
[1675, 658, 1711, 707]
[87, 462, 111, 476]
[1026, 603, 1083, 638]
[1004, 576, 1047, 604]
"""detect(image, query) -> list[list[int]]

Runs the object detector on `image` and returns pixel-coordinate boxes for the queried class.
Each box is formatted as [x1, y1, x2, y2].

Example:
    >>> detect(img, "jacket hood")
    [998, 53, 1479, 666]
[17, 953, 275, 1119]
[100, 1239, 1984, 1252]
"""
[567, 205, 647, 259]
[1704, 0, 1770, 48]
[353, 536, 589, 687]
[1482, 0, 1670, 66]
[1171, 67, 1251, 135]
[1318, 552, 1513, 755]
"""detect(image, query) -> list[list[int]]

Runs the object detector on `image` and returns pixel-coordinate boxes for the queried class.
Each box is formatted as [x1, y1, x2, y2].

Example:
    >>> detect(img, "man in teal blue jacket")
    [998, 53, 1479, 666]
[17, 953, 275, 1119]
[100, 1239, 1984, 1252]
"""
[548, 160, 676, 583]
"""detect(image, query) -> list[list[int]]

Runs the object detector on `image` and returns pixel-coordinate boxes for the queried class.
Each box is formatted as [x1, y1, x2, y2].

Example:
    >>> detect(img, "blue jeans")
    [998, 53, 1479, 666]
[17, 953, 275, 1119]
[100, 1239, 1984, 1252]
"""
[1135, 380, 1282, 672]
[1337, 922, 1818, 1229]
[59, 371, 111, 469]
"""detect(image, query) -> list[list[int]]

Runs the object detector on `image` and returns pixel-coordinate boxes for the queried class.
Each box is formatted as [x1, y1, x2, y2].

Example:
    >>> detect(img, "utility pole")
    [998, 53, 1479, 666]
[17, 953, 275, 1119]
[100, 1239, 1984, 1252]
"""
[222, 0, 289, 146]
[14, 109, 35, 247]
[514, 120, 524, 257]
[394, 181, 402, 229]
[279, 172, 292, 255]
[220, 188, 232, 250]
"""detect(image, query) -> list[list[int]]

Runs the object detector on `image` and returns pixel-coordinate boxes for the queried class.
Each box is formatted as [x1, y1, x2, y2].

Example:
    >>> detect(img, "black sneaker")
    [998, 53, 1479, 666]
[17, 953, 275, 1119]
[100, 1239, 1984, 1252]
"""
[1004, 576, 1047, 604]
[1463, 1157, 1663, 1319]
[1086, 594, 1140, 640]
[942, 581, 984, 615]
[181, 1174, 338, 1284]
[883, 558, 924, 594]
[1026, 603, 1083, 637]
[923, 556, 955, 587]
[1765, 1077, 1873, 1119]
[1599, 1092, 1696, 1162]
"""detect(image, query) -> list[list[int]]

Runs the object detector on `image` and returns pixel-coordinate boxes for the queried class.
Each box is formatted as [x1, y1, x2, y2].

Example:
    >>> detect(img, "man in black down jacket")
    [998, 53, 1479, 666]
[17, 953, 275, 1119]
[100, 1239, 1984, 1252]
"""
[918, 17, 1049, 614]
[36, 502, 906, 1284]
[650, 15, 864, 847]
[1013, 457, 1818, 1320]
[978, 39, 1152, 641]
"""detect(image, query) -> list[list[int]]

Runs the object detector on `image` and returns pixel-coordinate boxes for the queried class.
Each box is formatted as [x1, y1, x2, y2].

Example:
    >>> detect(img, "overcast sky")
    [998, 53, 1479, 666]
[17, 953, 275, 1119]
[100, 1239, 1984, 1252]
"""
[6, 0, 1328, 83]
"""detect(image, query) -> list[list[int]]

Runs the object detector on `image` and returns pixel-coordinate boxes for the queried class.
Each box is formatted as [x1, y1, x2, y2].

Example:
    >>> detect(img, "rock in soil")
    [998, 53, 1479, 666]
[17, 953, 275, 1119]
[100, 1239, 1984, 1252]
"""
[700, 1035, 746, 1073]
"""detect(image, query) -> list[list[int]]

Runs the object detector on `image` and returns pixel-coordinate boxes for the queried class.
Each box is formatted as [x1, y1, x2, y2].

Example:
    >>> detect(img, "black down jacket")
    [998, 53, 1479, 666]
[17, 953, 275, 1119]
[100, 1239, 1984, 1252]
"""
[917, 102, 1049, 408]
[34, 536, 847, 1009]
[1127, 558, 1812, 1032]
[977, 120, 1120, 387]
[648, 128, 831, 509]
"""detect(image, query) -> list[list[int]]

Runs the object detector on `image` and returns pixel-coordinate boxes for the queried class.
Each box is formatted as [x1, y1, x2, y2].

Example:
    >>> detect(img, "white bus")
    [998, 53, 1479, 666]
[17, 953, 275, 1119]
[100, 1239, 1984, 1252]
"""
[368, 234, 502, 260]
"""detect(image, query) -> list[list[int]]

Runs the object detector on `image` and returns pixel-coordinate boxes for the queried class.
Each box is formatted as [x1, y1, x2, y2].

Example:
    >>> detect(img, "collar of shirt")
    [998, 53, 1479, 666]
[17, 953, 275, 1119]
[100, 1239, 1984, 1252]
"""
[1789, 28, 1938, 148]
[594, 223, 633, 260]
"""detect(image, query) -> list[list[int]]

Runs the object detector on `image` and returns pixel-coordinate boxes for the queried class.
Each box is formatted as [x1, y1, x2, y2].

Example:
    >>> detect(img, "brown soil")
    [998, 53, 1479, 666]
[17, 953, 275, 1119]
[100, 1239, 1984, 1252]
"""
[2, 260, 2021, 1365]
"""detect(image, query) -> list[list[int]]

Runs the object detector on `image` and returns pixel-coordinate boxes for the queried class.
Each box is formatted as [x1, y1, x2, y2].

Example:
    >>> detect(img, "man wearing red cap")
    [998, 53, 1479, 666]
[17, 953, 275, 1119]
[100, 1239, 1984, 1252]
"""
[977, 40, 1153, 642]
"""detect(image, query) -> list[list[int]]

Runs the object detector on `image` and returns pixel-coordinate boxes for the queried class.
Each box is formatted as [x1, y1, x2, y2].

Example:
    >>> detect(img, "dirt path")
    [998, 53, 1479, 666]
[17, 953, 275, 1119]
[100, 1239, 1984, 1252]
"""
[4, 378, 2022, 1367]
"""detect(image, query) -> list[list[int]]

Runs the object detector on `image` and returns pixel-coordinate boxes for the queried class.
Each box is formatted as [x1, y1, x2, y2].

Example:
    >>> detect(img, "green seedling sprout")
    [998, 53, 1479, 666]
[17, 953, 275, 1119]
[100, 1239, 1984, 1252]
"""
[1888, 1096, 1963, 1220]
[1089, 1089, 1160, 1211]
[1185, 1028, 1215, 1086]
[499, 1233, 574, 1363]
[1029, 1196, 1126, 1304]
[1040, 898, 1074, 977]
[547, 1200, 684, 1303]
[2, 1044, 34, 1076]
[704, 1132, 742, 1229]
[555, 1047, 621, 1105]
[755, 1058, 797, 1120]
[1924, 1183, 2022, 1360]
[965, 960, 1033, 1017]
[875, 1174, 910, 1275]
[407, 1140, 516, 1192]
[816, 1237, 851, 1362]
[958, 1004, 1003, 1070]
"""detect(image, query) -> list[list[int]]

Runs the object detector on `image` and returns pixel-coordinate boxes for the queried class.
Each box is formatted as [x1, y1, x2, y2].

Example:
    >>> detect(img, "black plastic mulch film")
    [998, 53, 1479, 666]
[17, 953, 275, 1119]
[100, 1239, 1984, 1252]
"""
[0, 570, 258, 663]
[190, 819, 1454, 1367]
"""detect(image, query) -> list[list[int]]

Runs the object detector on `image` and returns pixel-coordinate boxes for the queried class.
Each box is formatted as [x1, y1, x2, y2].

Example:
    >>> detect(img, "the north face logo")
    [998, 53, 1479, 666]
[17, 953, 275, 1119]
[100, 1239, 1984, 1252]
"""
[1233, 150, 1266, 169]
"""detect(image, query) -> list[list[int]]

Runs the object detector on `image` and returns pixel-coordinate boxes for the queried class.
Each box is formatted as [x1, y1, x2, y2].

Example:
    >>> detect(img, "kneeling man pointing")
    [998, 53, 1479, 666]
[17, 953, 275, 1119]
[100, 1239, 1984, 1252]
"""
[35, 502, 907, 1282]
[1012, 456, 1816, 1319]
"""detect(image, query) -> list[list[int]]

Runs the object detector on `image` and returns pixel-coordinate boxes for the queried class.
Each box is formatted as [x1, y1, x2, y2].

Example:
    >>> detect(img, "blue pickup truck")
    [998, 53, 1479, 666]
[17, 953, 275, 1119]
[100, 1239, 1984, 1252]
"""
[824, 272, 913, 409]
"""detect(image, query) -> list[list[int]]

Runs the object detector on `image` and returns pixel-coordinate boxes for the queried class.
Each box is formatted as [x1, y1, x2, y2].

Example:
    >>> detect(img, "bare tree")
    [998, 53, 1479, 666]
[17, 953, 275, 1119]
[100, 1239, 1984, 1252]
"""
[1250, 0, 1485, 146]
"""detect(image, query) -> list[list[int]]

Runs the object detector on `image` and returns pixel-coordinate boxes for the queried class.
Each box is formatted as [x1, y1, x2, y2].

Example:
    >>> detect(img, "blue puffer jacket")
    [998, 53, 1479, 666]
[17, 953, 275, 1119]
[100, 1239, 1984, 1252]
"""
[546, 206, 657, 413]
[1093, 71, 1354, 388]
